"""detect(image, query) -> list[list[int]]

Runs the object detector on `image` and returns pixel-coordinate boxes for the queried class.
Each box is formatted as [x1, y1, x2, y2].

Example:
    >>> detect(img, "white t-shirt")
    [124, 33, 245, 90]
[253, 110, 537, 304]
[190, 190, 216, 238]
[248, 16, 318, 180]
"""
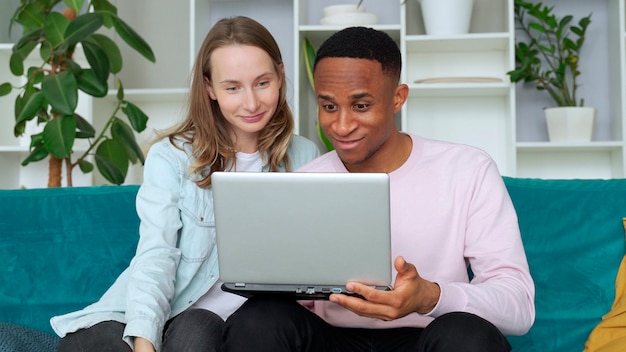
[191, 150, 263, 319]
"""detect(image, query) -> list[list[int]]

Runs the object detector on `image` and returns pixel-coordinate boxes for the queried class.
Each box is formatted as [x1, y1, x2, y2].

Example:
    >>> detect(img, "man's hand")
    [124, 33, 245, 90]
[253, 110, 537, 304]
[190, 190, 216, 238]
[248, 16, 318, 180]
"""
[328, 256, 441, 321]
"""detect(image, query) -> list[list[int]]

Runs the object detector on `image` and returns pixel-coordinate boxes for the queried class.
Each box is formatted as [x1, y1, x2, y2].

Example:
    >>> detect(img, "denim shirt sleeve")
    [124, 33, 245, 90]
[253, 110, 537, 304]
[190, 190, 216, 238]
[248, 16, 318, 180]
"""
[287, 135, 321, 169]
[123, 139, 186, 348]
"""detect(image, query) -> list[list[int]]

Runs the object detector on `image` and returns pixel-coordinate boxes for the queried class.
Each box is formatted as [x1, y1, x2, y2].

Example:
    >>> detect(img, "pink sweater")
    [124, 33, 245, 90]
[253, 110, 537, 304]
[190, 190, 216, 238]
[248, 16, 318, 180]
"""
[297, 134, 535, 335]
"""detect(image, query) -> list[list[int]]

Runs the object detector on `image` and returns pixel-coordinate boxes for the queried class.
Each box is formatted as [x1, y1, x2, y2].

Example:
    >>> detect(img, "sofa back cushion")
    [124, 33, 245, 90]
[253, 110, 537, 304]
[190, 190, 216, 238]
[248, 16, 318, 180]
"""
[504, 177, 626, 351]
[0, 185, 140, 334]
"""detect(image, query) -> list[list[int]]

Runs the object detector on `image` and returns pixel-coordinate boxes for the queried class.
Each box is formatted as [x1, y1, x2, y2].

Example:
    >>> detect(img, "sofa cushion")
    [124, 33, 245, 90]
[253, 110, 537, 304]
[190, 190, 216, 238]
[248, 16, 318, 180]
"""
[0, 185, 140, 335]
[584, 254, 626, 351]
[503, 177, 626, 351]
[0, 322, 59, 352]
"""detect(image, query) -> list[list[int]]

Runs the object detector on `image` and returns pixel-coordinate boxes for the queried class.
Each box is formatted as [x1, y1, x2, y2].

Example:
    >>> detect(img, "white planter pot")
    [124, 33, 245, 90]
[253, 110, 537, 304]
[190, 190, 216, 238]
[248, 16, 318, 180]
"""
[418, 0, 474, 35]
[544, 107, 596, 142]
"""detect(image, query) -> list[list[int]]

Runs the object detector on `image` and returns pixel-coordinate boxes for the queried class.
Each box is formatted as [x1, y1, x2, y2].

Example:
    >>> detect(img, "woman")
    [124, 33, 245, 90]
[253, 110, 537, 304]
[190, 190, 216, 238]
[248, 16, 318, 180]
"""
[51, 16, 320, 352]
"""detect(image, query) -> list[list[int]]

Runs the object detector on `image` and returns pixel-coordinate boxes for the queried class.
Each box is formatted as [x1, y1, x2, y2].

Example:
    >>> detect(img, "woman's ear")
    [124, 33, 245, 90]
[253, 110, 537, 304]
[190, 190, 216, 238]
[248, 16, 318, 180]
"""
[278, 62, 284, 89]
[204, 76, 217, 100]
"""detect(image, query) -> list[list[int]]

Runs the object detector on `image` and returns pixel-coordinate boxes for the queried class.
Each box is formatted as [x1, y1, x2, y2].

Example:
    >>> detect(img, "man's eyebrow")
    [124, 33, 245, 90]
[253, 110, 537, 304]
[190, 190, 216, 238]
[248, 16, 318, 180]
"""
[350, 92, 371, 100]
[318, 94, 335, 101]
[318, 92, 371, 101]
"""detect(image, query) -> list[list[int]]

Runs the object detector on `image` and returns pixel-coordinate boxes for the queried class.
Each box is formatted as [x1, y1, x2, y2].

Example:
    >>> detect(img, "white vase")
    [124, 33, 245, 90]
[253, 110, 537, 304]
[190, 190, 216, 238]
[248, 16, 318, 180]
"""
[544, 107, 596, 142]
[418, 0, 474, 35]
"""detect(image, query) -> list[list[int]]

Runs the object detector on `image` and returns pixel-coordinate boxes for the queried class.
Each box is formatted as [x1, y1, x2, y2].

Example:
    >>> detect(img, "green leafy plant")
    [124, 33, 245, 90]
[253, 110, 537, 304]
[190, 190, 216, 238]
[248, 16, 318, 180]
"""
[0, 0, 155, 187]
[303, 37, 334, 152]
[507, 0, 592, 107]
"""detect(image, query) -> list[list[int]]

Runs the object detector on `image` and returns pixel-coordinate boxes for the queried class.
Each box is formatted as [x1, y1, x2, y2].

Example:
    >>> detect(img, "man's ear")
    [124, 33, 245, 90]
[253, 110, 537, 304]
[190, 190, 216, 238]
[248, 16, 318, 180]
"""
[393, 83, 409, 113]
[205, 77, 217, 100]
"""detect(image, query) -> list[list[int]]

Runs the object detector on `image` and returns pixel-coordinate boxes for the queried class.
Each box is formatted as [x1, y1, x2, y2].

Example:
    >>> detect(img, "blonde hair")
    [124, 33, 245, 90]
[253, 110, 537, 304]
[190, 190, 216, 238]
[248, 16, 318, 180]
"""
[162, 16, 294, 188]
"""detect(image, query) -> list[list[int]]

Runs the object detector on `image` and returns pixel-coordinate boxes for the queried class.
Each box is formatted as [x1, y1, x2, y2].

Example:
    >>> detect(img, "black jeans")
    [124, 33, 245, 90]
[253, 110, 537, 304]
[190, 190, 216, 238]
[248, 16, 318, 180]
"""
[223, 297, 512, 352]
[57, 309, 224, 352]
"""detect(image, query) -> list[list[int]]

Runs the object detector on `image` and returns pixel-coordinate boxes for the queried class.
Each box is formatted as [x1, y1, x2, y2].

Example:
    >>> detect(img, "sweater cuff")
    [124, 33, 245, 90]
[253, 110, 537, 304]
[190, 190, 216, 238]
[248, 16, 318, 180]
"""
[426, 283, 468, 317]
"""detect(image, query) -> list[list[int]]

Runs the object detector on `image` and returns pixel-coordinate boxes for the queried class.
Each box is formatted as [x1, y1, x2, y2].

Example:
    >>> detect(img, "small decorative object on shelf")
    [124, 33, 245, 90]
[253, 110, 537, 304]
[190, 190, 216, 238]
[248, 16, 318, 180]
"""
[0, 0, 156, 187]
[507, 0, 594, 142]
[320, 2, 378, 26]
[418, 0, 474, 36]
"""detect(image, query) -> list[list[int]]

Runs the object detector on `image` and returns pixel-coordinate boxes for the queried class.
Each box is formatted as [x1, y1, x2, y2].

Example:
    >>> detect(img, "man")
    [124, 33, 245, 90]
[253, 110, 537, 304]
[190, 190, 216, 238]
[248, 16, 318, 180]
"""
[223, 27, 535, 352]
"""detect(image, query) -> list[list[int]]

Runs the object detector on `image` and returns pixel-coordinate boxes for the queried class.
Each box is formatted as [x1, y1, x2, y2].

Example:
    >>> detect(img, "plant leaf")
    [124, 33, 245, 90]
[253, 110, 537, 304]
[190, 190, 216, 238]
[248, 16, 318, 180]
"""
[14, 94, 28, 136]
[29, 132, 44, 148]
[304, 37, 316, 91]
[81, 40, 110, 82]
[63, 0, 85, 13]
[43, 115, 76, 158]
[75, 113, 96, 138]
[15, 2, 46, 31]
[42, 70, 78, 115]
[111, 118, 144, 164]
[78, 159, 94, 173]
[90, 33, 123, 73]
[44, 12, 70, 48]
[122, 101, 148, 132]
[21, 144, 49, 166]
[13, 28, 41, 53]
[16, 91, 45, 125]
[91, 0, 118, 15]
[76, 68, 108, 97]
[63, 12, 103, 46]
[116, 78, 124, 100]
[0, 83, 12, 96]
[111, 15, 156, 63]
[9, 51, 25, 76]
[95, 139, 128, 184]
[91, 0, 118, 28]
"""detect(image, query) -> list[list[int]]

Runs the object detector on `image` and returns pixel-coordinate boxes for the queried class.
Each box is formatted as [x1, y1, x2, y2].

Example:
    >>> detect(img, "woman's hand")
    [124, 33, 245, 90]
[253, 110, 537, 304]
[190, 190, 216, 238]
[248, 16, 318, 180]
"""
[134, 337, 156, 352]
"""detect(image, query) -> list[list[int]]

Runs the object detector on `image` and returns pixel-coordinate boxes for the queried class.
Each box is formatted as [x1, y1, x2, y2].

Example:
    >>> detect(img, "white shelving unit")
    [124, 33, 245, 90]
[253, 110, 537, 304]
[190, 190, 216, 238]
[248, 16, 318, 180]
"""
[400, 0, 515, 175]
[0, 0, 625, 188]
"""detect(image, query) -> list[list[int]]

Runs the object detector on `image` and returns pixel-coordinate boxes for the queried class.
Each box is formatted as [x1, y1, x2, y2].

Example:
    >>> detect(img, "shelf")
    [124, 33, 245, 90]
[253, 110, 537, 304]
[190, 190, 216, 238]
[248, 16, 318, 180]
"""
[408, 82, 511, 97]
[105, 88, 189, 102]
[516, 141, 623, 152]
[299, 25, 402, 44]
[405, 33, 511, 52]
[0, 146, 29, 152]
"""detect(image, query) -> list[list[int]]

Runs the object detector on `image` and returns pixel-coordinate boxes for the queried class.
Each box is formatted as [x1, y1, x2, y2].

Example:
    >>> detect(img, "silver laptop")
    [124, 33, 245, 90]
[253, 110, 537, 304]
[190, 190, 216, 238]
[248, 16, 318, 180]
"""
[212, 171, 392, 300]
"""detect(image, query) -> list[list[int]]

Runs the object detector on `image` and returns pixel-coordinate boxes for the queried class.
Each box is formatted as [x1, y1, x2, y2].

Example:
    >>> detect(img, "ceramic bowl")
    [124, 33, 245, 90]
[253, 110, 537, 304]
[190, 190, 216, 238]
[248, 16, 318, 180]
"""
[320, 12, 378, 26]
[322, 4, 366, 17]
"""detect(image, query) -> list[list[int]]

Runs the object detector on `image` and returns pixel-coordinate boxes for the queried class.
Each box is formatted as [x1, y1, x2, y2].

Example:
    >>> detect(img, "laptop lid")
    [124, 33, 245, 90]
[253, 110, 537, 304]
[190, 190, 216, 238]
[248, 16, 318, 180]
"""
[212, 171, 392, 299]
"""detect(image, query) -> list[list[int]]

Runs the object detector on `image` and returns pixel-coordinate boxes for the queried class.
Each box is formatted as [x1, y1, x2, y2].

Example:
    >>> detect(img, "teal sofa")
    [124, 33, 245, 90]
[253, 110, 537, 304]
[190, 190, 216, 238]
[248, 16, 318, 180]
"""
[1, 178, 625, 351]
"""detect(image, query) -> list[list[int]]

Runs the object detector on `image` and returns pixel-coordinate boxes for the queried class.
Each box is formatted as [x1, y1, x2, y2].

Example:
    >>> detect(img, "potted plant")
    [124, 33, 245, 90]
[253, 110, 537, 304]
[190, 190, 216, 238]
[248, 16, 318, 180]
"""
[0, 0, 155, 187]
[507, 0, 593, 142]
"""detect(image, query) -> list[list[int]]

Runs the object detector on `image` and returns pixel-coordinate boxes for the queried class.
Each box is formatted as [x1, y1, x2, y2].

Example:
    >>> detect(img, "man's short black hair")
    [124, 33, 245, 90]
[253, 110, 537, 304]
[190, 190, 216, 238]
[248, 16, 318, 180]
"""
[314, 26, 402, 82]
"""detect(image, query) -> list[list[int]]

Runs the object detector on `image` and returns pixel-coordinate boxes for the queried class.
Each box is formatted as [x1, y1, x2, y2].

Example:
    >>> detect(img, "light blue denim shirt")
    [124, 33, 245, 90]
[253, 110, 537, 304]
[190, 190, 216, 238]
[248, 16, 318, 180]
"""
[50, 134, 320, 351]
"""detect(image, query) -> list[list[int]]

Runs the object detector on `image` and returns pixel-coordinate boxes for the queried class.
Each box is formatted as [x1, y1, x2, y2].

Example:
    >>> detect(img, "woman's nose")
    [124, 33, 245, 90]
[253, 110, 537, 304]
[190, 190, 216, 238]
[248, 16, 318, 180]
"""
[243, 90, 260, 111]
